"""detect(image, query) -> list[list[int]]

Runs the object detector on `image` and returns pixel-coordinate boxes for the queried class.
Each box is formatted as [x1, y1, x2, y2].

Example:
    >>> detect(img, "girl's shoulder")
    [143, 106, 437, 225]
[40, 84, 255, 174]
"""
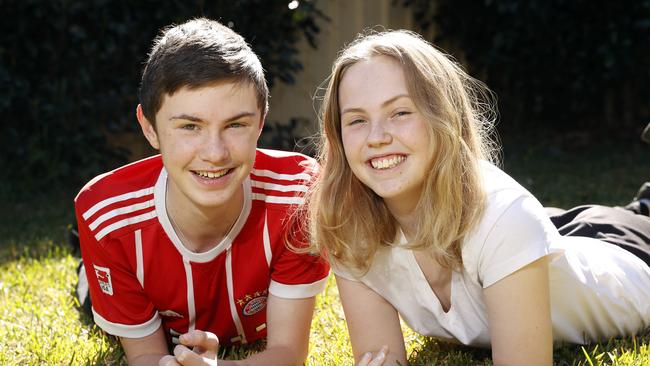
[478, 160, 530, 199]
[477, 160, 547, 222]
[462, 161, 559, 286]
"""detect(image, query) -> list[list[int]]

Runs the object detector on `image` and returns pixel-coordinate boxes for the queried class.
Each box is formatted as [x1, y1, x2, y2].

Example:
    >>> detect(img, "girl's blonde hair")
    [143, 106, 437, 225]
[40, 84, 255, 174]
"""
[307, 29, 499, 273]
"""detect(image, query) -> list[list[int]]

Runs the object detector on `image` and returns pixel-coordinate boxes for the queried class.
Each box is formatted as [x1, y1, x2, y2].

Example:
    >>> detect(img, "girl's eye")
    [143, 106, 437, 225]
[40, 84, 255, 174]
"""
[394, 111, 411, 118]
[347, 118, 365, 126]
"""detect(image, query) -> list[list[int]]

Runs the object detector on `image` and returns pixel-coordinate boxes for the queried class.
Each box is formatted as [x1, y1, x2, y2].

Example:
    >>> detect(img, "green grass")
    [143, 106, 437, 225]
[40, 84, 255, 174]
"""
[1, 139, 649, 365]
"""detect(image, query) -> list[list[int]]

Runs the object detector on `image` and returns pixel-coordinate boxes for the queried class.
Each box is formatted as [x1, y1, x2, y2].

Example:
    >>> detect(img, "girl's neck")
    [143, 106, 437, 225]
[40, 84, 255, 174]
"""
[389, 208, 419, 242]
[385, 197, 420, 241]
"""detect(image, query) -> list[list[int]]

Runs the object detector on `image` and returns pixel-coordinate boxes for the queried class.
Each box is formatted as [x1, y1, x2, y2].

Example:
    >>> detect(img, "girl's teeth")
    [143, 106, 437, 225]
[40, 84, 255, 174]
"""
[371, 156, 405, 170]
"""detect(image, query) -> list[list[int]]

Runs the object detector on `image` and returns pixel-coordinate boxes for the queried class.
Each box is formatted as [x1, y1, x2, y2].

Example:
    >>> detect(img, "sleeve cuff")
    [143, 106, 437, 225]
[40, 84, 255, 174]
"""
[482, 243, 550, 288]
[92, 308, 161, 338]
[269, 275, 329, 299]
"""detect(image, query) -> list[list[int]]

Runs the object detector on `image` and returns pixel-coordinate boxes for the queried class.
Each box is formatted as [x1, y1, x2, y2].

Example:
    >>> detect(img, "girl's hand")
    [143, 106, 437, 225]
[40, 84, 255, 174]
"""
[356, 345, 389, 366]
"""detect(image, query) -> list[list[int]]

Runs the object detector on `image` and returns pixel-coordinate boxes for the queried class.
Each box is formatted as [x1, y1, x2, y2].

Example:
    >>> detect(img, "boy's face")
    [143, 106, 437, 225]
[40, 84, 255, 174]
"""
[138, 82, 263, 212]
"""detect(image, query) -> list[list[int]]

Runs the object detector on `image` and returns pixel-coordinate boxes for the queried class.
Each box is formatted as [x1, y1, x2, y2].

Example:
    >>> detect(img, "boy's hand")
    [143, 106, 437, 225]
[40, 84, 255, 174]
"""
[159, 330, 220, 366]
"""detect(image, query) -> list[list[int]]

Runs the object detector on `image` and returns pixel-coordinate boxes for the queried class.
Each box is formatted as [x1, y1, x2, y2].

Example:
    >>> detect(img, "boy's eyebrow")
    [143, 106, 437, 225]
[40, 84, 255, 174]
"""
[224, 111, 257, 122]
[340, 94, 410, 115]
[169, 111, 257, 123]
[170, 114, 203, 122]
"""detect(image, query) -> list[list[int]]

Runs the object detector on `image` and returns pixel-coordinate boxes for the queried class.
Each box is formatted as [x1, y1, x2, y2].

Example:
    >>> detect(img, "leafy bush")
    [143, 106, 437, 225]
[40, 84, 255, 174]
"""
[0, 0, 325, 197]
[400, 0, 650, 141]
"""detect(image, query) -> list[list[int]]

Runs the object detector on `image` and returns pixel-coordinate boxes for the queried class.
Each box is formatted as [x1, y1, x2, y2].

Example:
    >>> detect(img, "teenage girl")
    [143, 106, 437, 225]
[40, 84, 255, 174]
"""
[308, 30, 650, 366]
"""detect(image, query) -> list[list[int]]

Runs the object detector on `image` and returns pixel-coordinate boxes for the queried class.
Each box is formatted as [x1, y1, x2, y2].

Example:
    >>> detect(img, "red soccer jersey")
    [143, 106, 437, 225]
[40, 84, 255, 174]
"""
[75, 149, 330, 346]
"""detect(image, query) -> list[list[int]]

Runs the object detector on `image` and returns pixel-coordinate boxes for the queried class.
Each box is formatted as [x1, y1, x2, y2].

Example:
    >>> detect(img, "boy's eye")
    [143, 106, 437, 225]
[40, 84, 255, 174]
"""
[228, 122, 245, 128]
[181, 124, 198, 130]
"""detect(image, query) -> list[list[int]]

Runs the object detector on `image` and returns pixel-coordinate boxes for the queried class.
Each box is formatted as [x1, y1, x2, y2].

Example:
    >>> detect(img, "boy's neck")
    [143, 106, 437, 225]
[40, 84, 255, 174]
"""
[165, 185, 244, 253]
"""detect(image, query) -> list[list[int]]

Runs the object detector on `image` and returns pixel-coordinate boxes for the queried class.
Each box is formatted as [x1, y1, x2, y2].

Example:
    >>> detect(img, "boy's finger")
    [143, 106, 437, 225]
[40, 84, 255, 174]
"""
[368, 349, 387, 366]
[173, 344, 219, 366]
[357, 352, 372, 366]
[173, 345, 201, 364]
[159, 355, 181, 366]
[179, 330, 220, 358]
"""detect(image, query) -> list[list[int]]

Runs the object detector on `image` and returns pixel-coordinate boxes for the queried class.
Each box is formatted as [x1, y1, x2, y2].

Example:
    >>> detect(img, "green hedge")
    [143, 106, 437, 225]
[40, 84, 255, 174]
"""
[0, 0, 325, 196]
[400, 0, 650, 141]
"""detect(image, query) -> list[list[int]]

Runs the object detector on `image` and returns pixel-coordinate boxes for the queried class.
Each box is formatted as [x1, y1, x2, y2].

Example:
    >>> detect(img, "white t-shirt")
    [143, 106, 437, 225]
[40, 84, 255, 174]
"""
[334, 162, 650, 347]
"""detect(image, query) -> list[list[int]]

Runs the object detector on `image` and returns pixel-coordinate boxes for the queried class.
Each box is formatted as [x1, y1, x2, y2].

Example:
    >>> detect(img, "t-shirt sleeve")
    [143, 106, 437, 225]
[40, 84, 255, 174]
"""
[329, 257, 360, 281]
[76, 205, 160, 338]
[475, 194, 558, 288]
[267, 216, 330, 299]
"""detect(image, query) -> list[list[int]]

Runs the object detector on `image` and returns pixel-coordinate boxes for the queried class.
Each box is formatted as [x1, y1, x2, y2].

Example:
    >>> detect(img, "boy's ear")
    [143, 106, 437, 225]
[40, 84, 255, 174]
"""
[136, 104, 160, 150]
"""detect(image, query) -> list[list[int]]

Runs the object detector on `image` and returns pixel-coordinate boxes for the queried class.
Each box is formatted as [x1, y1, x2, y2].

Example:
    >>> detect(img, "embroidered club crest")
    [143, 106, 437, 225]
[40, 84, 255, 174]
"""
[237, 290, 268, 316]
[93, 264, 113, 295]
[242, 295, 267, 316]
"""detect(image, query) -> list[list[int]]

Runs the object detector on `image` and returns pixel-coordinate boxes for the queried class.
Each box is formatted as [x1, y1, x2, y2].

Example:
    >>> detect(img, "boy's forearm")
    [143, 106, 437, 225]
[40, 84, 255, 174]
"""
[127, 354, 168, 366]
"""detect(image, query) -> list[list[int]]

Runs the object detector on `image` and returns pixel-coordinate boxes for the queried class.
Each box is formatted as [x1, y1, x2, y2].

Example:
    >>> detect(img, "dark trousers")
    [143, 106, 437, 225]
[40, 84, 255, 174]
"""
[549, 205, 650, 267]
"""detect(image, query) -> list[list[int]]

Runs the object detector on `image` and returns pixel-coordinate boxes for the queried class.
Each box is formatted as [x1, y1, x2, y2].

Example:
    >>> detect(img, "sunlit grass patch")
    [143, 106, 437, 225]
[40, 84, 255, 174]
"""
[0, 239, 125, 365]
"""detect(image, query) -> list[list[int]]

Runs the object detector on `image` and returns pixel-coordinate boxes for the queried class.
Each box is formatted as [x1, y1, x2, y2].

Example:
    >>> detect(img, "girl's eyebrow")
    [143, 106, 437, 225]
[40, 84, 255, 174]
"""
[340, 94, 411, 115]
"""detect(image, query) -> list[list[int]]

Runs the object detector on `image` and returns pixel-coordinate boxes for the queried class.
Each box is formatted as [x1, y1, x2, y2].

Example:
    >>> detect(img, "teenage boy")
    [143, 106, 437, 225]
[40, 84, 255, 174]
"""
[74, 18, 329, 365]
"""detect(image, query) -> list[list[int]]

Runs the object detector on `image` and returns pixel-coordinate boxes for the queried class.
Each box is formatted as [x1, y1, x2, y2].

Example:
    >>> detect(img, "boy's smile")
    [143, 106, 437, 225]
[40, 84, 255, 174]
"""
[138, 82, 263, 217]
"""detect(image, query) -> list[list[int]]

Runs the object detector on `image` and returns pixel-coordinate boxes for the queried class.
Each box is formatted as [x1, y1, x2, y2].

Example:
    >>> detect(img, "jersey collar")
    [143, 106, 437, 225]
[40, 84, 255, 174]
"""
[154, 167, 252, 262]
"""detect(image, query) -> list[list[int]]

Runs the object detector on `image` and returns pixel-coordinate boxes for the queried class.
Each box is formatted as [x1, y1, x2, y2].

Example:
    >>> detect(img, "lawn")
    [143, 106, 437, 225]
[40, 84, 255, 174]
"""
[1, 138, 649, 365]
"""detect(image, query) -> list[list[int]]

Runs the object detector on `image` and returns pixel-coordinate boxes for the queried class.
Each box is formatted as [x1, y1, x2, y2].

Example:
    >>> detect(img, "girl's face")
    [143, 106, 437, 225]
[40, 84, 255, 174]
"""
[338, 55, 434, 216]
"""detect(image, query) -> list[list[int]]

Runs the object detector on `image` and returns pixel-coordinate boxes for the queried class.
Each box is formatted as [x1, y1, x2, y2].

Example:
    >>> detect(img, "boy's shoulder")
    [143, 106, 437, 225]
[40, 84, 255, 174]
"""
[250, 149, 317, 208]
[74, 155, 163, 212]
[253, 148, 317, 176]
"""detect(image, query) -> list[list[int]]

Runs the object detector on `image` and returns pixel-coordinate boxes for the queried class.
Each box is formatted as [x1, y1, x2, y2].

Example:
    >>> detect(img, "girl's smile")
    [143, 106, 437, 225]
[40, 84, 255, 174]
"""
[338, 55, 434, 215]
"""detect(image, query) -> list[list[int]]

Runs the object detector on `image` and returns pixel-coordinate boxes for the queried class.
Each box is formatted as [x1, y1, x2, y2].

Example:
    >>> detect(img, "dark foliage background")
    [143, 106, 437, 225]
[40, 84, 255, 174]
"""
[0, 0, 324, 197]
[400, 0, 650, 143]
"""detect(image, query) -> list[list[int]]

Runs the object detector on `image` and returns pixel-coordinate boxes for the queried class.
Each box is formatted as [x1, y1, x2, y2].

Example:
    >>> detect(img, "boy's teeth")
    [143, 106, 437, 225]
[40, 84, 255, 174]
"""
[196, 169, 228, 179]
[370, 155, 405, 170]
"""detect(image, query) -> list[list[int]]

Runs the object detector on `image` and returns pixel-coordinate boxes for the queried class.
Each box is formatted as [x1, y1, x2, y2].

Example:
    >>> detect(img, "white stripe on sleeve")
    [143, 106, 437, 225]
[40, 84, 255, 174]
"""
[89, 199, 155, 231]
[94, 210, 157, 241]
[250, 180, 308, 193]
[269, 275, 329, 299]
[92, 308, 161, 338]
[83, 187, 154, 220]
[251, 193, 304, 205]
[251, 169, 311, 182]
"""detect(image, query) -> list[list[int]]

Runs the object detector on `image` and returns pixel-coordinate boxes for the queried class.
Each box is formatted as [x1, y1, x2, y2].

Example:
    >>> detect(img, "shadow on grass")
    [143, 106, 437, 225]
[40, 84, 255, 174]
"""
[408, 338, 492, 366]
[408, 331, 650, 366]
[0, 189, 77, 265]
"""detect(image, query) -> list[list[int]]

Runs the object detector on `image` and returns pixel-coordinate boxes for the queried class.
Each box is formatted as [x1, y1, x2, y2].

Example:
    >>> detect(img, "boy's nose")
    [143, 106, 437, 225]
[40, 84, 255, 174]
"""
[199, 133, 230, 163]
